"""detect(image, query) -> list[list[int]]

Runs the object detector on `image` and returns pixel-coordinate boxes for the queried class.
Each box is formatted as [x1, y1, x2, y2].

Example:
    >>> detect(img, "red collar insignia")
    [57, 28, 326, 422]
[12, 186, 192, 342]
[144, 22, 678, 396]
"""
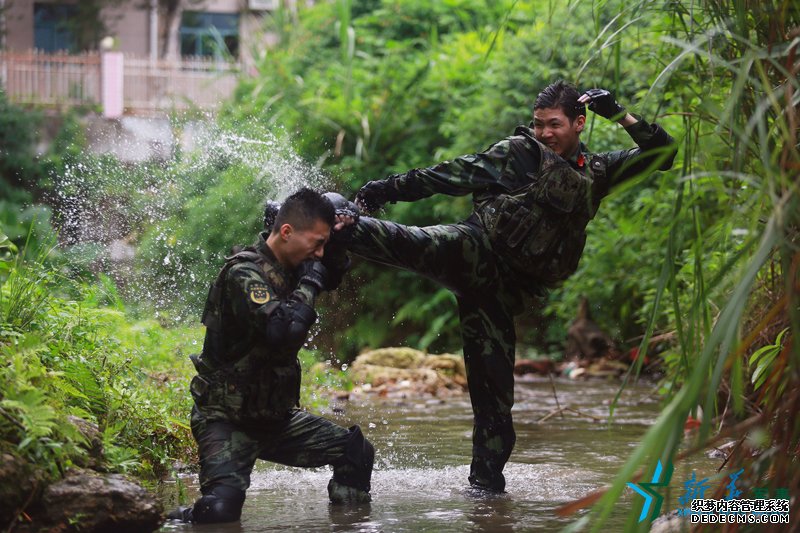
[576, 153, 585, 168]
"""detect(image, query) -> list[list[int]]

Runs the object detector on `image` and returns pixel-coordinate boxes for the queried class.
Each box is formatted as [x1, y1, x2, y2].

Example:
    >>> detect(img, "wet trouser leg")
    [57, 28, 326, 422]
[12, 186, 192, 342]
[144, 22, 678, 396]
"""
[187, 407, 374, 523]
[349, 217, 517, 491]
[458, 295, 516, 491]
[258, 411, 373, 495]
[348, 217, 503, 288]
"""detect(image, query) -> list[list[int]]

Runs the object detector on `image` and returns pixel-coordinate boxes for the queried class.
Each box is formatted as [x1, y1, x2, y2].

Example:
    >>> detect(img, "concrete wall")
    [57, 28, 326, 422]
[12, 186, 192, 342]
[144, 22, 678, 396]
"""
[3, 0, 270, 56]
[203, 0, 240, 12]
[4, 0, 150, 54]
[4, 0, 35, 51]
[103, 3, 150, 56]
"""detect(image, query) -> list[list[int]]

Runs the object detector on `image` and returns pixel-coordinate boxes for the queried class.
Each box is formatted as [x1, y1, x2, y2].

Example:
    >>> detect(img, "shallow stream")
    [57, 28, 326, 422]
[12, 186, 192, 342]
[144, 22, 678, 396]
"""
[159, 377, 717, 532]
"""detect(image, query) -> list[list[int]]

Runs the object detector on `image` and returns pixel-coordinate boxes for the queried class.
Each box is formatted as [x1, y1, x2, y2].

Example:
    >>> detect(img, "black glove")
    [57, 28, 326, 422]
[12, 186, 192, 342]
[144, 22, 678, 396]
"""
[320, 245, 351, 291]
[354, 180, 393, 214]
[297, 260, 330, 293]
[582, 88, 626, 120]
[323, 191, 360, 243]
[263, 200, 281, 233]
[323, 192, 361, 222]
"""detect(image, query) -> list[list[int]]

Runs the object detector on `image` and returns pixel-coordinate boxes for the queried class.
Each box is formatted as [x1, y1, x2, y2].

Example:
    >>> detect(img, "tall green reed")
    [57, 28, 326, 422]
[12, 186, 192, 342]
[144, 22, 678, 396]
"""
[560, 0, 798, 530]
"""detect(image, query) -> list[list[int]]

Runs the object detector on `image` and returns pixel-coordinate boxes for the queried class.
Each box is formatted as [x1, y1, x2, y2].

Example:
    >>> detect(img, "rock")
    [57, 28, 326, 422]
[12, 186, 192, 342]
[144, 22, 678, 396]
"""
[706, 440, 737, 459]
[0, 453, 46, 530]
[37, 469, 163, 533]
[565, 297, 619, 360]
[67, 415, 105, 470]
[349, 348, 467, 397]
[353, 366, 445, 393]
[514, 359, 556, 376]
[352, 347, 425, 369]
[419, 354, 466, 377]
[566, 366, 586, 379]
[585, 359, 629, 378]
[560, 358, 629, 380]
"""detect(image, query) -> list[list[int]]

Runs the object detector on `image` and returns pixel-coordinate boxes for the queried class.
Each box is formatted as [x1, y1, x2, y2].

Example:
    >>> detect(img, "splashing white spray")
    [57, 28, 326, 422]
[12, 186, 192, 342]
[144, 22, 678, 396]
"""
[49, 115, 336, 321]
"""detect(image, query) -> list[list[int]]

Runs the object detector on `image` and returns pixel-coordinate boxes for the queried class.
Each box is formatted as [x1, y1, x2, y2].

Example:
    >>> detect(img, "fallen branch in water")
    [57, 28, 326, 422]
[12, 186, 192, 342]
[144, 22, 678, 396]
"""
[538, 406, 603, 423]
[548, 373, 564, 419]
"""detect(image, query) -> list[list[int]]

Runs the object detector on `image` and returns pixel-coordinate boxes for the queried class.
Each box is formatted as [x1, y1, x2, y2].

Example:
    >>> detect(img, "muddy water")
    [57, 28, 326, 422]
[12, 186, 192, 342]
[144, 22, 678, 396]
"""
[159, 377, 713, 532]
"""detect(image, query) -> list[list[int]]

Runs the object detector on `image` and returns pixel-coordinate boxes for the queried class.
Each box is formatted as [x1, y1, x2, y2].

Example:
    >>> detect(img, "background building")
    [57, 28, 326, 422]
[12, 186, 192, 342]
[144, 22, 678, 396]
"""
[0, 0, 295, 114]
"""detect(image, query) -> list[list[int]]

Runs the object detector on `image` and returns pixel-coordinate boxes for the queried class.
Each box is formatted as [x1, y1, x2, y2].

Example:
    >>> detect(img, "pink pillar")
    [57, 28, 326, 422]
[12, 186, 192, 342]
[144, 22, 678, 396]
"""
[101, 51, 124, 118]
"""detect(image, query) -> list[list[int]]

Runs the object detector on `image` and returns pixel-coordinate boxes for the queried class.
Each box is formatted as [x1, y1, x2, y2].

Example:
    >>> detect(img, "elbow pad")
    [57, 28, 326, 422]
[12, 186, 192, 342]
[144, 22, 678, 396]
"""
[265, 299, 317, 350]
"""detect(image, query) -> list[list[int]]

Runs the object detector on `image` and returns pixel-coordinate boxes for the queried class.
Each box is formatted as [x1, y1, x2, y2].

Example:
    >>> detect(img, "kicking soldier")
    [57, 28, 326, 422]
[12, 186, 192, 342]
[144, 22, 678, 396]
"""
[349, 81, 677, 493]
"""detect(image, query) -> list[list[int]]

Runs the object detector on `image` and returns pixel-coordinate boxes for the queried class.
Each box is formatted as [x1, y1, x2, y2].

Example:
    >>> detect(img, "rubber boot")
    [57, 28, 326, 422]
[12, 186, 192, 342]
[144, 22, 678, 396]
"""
[327, 479, 371, 504]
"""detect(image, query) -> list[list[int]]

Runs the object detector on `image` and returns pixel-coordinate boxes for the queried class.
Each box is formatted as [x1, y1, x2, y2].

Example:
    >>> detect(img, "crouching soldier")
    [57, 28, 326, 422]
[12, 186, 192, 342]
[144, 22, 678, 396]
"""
[168, 188, 373, 524]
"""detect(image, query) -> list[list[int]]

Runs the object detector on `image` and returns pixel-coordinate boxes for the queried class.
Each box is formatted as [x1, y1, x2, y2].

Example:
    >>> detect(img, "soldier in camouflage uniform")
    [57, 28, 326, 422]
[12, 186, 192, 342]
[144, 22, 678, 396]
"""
[168, 188, 373, 524]
[350, 82, 677, 493]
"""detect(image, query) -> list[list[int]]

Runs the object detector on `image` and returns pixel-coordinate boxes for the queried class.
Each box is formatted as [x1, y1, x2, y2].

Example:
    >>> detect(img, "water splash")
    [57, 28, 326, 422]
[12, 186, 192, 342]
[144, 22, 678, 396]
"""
[48, 114, 335, 320]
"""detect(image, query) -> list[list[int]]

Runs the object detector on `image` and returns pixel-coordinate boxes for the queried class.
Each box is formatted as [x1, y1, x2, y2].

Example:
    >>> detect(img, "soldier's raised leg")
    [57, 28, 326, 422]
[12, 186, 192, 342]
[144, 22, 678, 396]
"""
[348, 216, 499, 292]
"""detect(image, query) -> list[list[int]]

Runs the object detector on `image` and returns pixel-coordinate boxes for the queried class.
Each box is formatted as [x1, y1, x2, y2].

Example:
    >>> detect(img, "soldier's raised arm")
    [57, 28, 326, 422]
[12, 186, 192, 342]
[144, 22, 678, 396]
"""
[225, 260, 328, 357]
[579, 88, 677, 190]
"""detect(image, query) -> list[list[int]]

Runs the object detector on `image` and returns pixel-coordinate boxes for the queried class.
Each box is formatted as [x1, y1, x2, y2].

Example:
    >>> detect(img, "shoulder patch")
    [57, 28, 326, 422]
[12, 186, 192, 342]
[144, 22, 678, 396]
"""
[249, 283, 271, 304]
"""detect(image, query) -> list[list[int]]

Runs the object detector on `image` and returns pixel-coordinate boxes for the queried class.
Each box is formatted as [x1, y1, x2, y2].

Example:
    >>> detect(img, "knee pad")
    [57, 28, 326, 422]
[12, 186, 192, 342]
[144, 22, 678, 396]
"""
[191, 485, 246, 524]
[333, 425, 374, 492]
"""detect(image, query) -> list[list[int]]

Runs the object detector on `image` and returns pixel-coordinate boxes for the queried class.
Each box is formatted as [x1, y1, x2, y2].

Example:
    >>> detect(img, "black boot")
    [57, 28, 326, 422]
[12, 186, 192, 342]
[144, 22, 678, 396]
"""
[166, 506, 194, 522]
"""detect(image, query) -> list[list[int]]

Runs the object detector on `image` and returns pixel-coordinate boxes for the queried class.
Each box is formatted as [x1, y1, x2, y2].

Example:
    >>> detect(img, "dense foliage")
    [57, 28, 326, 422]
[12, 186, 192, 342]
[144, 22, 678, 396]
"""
[0, 231, 349, 484]
[0, 235, 198, 481]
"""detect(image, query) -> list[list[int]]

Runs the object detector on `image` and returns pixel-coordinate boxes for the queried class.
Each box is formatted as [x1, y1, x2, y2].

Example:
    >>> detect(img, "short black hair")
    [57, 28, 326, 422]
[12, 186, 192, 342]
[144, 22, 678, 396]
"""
[269, 187, 335, 234]
[534, 80, 585, 122]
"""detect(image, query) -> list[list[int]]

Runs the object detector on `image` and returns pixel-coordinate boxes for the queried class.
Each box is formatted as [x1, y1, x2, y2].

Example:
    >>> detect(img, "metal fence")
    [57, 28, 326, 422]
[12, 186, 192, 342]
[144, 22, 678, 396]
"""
[0, 50, 239, 114]
[123, 55, 239, 114]
[0, 50, 100, 107]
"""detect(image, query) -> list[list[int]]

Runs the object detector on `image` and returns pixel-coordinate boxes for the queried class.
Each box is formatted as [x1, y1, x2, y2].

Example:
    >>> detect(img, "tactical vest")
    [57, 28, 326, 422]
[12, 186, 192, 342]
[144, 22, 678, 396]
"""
[476, 126, 607, 286]
[189, 248, 301, 425]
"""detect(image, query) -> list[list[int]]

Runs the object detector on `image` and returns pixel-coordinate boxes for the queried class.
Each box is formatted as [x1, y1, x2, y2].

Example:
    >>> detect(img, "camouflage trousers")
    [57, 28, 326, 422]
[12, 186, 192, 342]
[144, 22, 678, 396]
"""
[349, 215, 522, 491]
[190, 406, 373, 495]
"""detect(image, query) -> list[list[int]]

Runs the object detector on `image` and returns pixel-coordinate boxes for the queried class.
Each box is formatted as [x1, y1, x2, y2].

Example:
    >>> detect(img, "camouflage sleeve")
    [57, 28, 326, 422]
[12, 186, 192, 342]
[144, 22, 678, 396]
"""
[604, 116, 677, 186]
[225, 263, 317, 339]
[383, 139, 512, 202]
[225, 263, 282, 332]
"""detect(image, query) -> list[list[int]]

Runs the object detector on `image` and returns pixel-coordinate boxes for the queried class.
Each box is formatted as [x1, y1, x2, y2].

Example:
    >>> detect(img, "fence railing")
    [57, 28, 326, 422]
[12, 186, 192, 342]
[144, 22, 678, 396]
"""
[0, 50, 239, 114]
[0, 50, 100, 107]
[123, 54, 239, 114]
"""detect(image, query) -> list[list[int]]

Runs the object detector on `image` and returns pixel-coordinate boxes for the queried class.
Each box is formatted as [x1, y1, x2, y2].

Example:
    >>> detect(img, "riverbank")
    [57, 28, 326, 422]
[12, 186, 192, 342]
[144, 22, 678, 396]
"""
[325, 346, 641, 404]
[157, 376, 698, 533]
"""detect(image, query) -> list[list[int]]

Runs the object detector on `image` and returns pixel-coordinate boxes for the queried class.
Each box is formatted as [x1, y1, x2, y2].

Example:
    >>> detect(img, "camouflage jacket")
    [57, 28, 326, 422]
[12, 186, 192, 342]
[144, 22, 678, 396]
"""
[190, 232, 317, 425]
[380, 118, 676, 285]
[380, 117, 675, 205]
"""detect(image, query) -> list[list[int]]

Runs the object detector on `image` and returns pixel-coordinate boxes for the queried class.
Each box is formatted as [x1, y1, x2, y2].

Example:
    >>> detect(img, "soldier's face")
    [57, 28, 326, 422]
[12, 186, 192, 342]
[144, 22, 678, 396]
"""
[532, 107, 585, 157]
[281, 218, 331, 268]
